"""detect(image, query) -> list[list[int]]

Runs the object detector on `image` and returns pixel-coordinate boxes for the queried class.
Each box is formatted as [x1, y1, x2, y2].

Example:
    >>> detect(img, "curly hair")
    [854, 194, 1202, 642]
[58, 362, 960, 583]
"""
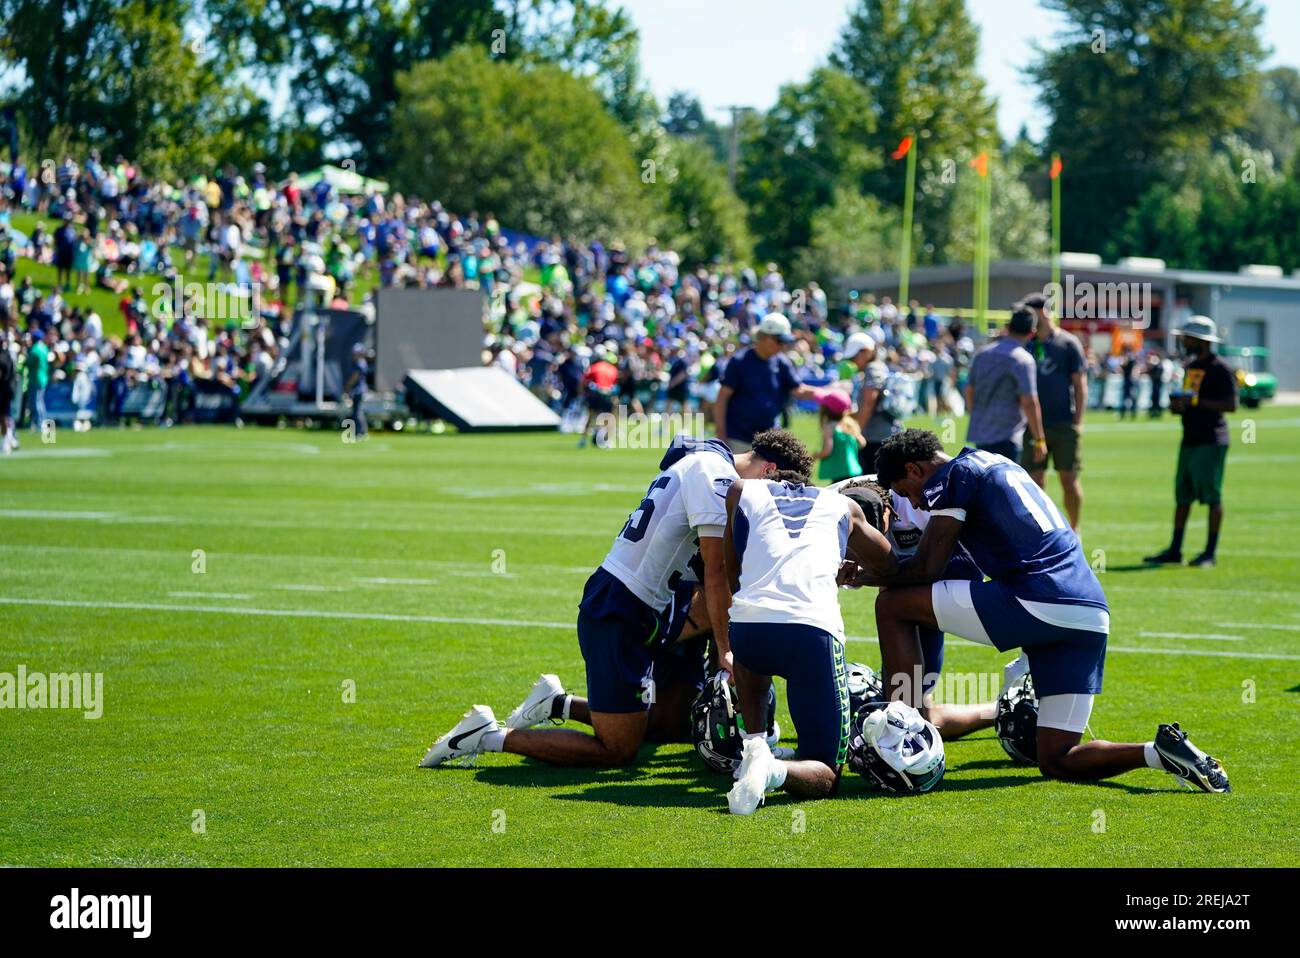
[750, 428, 814, 482]
[874, 428, 944, 488]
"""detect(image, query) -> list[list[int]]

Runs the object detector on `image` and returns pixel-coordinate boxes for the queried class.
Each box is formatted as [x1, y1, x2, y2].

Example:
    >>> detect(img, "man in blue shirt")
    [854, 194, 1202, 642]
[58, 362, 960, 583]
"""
[849, 428, 1229, 792]
[713, 314, 816, 452]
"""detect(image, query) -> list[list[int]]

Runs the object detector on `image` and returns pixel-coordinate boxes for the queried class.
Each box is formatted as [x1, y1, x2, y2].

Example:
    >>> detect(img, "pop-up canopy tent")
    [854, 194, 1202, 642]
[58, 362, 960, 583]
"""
[295, 164, 389, 195]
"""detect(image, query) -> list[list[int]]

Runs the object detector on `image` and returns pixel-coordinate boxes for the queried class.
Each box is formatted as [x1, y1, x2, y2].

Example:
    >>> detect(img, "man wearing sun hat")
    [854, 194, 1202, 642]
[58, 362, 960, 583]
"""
[714, 313, 817, 453]
[1144, 316, 1237, 568]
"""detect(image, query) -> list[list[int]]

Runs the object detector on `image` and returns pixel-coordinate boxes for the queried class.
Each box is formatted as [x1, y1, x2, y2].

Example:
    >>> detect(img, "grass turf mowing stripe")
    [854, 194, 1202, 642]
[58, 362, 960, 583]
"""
[3, 596, 1299, 660]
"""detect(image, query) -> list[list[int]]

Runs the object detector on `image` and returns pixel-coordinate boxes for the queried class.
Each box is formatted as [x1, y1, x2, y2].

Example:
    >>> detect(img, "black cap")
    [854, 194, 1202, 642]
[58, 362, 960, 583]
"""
[1022, 292, 1047, 310]
[1008, 305, 1037, 335]
[841, 486, 887, 533]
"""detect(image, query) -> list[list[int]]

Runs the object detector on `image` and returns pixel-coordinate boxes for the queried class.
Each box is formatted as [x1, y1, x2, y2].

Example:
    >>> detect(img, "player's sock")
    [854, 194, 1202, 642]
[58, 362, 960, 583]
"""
[1170, 527, 1186, 554]
[550, 694, 571, 721]
[480, 729, 507, 752]
[1143, 742, 1163, 770]
[1204, 532, 1219, 558]
[767, 761, 788, 791]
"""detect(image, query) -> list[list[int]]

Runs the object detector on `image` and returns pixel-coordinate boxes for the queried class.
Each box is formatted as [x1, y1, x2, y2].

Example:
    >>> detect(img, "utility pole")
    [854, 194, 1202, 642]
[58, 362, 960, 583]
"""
[721, 105, 753, 191]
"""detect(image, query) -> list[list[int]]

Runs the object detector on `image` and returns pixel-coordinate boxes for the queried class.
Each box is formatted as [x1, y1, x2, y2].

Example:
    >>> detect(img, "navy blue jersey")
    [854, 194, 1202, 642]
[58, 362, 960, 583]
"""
[923, 447, 1107, 609]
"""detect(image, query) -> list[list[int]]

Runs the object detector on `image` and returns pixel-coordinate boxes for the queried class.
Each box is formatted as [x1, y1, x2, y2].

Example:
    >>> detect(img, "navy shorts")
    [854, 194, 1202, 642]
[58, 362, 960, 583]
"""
[729, 621, 850, 768]
[577, 568, 706, 714]
[933, 578, 1107, 697]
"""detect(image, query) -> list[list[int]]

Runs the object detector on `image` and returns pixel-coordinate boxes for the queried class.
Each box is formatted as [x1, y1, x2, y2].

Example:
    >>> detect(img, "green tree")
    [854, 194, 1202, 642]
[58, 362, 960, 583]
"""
[1111, 137, 1296, 272]
[1237, 66, 1300, 166]
[789, 188, 902, 290]
[832, 0, 997, 244]
[652, 135, 752, 265]
[663, 92, 727, 165]
[935, 150, 1050, 265]
[1032, 0, 1266, 256]
[203, 0, 644, 175]
[391, 46, 651, 243]
[0, 0, 266, 174]
[737, 67, 880, 264]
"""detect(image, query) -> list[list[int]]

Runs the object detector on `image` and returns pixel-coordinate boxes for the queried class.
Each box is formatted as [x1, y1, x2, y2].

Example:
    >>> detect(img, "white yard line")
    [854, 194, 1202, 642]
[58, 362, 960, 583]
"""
[1137, 631, 1244, 641]
[0, 596, 572, 630]
[167, 591, 253, 600]
[355, 577, 439, 586]
[1214, 622, 1300, 632]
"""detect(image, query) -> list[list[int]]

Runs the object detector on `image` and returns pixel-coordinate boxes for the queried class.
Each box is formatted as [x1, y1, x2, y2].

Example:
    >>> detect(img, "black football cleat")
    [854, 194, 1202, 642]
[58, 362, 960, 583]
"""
[1154, 723, 1231, 793]
[1143, 548, 1183, 564]
[1188, 552, 1216, 568]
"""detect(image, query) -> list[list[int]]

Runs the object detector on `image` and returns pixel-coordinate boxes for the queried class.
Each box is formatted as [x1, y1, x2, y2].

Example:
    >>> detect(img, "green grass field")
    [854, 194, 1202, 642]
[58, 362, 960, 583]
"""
[2, 409, 1298, 867]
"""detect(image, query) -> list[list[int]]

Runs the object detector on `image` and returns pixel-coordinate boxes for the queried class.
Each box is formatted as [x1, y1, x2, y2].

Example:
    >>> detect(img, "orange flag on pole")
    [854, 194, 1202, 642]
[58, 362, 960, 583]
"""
[891, 136, 913, 160]
[1049, 155, 1063, 179]
[971, 151, 989, 177]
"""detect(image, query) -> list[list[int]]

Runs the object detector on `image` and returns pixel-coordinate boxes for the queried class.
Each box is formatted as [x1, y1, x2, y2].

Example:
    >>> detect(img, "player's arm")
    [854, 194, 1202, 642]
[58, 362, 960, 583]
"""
[713, 479, 747, 673]
[1072, 370, 1087, 427]
[844, 499, 898, 579]
[698, 535, 730, 667]
[814, 419, 834, 461]
[861, 515, 963, 587]
[856, 385, 880, 431]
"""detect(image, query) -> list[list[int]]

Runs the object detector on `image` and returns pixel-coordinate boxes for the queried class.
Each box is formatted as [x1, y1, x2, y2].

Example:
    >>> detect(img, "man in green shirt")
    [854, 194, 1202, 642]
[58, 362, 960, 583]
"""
[21, 329, 50, 431]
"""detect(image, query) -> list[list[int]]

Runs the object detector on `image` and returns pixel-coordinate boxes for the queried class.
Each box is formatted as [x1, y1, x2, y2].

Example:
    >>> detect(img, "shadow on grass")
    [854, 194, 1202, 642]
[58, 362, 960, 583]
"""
[1105, 563, 1178, 574]
[1288, 683, 1300, 693]
[465, 742, 731, 809]
[464, 741, 1169, 805]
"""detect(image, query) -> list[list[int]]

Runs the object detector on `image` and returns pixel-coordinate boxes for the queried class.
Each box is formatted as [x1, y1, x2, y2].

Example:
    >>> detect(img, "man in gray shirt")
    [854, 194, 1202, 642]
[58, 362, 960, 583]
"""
[965, 306, 1047, 466]
[844, 332, 901, 474]
[1022, 292, 1087, 530]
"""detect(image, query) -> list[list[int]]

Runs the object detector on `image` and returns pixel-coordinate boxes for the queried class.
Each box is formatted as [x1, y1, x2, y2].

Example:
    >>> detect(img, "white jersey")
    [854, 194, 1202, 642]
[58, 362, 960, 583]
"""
[729, 480, 851, 641]
[600, 449, 737, 612]
[827, 476, 924, 556]
[887, 492, 928, 557]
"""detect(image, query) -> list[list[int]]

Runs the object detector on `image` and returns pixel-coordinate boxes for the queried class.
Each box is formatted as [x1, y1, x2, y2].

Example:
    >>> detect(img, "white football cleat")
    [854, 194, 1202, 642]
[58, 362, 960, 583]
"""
[505, 673, 566, 730]
[1001, 653, 1031, 697]
[419, 705, 498, 768]
[727, 737, 777, 815]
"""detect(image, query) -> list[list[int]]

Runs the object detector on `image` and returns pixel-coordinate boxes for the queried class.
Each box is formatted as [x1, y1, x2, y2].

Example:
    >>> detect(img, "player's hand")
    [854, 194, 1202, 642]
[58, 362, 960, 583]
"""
[1030, 440, 1048, 464]
[837, 559, 861, 587]
[718, 650, 734, 676]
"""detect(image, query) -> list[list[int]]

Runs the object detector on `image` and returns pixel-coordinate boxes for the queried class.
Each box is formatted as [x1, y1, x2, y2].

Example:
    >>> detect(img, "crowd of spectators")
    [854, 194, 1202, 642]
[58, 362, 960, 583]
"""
[0, 150, 1180, 456]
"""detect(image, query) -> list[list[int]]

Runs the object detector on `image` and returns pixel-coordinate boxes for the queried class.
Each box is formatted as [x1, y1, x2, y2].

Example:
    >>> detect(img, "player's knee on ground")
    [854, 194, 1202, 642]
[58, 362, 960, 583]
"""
[1036, 729, 1085, 780]
[803, 763, 841, 798]
[592, 736, 640, 766]
[1037, 748, 1072, 780]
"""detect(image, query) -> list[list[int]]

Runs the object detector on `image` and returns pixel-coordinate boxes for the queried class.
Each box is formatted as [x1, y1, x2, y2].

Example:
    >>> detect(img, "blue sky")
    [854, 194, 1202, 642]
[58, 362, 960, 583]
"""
[620, 0, 1300, 141]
